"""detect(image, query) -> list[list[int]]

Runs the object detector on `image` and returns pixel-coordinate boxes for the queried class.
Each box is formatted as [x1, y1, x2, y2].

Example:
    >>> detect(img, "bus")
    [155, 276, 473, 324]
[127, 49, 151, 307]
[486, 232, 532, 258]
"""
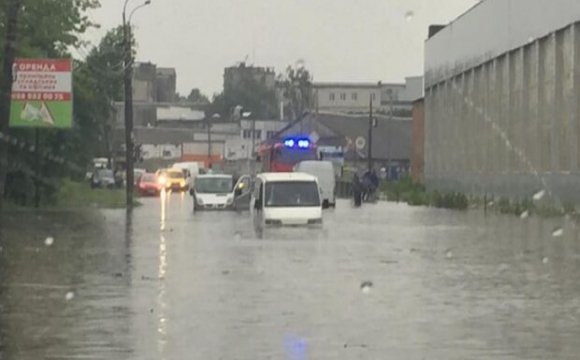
[258, 138, 318, 173]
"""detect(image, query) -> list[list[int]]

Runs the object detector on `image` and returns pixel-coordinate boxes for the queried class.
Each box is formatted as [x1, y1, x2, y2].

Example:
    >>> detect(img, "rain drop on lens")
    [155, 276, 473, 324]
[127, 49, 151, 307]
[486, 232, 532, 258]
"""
[552, 228, 564, 237]
[44, 237, 54, 246]
[360, 281, 373, 294]
[404, 10, 414, 22]
[542, 257, 549, 264]
[533, 190, 545, 201]
[520, 210, 529, 219]
[65, 291, 75, 300]
[446, 250, 453, 259]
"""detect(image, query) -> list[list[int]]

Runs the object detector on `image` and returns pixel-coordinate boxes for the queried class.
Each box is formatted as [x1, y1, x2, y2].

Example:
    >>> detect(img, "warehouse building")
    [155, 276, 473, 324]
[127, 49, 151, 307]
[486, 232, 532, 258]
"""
[424, 0, 580, 203]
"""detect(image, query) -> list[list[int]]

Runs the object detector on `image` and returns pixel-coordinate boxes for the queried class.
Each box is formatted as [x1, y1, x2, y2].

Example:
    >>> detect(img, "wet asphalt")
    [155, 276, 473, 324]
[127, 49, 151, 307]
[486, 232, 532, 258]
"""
[1, 193, 580, 359]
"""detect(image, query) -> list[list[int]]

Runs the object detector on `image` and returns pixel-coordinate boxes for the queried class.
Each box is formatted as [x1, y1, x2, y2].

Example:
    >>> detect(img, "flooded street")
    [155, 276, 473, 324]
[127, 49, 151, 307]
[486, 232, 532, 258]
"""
[1, 196, 580, 360]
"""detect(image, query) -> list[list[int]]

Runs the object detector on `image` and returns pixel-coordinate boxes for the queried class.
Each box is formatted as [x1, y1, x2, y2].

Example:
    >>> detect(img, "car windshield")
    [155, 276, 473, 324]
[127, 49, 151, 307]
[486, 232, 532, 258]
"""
[265, 181, 320, 207]
[167, 172, 184, 179]
[195, 177, 233, 194]
[98, 170, 114, 178]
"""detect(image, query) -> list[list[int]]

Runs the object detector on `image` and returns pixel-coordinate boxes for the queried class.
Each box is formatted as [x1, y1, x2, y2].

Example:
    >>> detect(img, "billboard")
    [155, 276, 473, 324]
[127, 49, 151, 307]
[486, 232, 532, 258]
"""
[9, 58, 73, 128]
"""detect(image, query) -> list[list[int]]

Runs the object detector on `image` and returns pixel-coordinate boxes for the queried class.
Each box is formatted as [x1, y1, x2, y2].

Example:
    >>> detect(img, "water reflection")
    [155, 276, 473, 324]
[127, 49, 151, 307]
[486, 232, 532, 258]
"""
[1, 201, 580, 359]
[160, 189, 166, 231]
[157, 234, 168, 358]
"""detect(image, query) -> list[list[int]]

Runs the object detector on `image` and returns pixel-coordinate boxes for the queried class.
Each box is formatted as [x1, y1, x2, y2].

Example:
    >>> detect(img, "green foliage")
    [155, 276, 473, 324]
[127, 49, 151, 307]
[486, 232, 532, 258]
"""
[0, 0, 100, 60]
[277, 65, 313, 120]
[378, 175, 468, 210]
[186, 88, 210, 104]
[54, 179, 127, 209]
[1, 2, 135, 208]
[221, 64, 278, 119]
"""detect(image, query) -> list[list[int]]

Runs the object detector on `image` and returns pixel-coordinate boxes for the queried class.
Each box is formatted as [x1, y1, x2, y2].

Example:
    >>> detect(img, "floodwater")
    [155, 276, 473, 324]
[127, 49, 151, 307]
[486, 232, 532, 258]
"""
[1, 195, 580, 359]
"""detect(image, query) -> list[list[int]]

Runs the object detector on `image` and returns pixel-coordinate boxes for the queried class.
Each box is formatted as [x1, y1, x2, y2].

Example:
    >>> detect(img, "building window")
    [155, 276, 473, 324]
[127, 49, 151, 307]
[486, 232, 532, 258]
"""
[329, 93, 335, 101]
[340, 93, 346, 100]
[352, 92, 358, 101]
[162, 150, 171, 157]
[266, 131, 276, 139]
[254, 130, 262, 140]
[243, 130, 252, 139]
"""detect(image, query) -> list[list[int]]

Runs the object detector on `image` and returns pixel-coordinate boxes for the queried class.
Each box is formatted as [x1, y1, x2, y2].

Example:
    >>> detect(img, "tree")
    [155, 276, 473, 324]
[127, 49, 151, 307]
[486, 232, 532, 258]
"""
[222, 66, 278, 119]
[278, 64, 314, 120]
[186, 88, 209, 104]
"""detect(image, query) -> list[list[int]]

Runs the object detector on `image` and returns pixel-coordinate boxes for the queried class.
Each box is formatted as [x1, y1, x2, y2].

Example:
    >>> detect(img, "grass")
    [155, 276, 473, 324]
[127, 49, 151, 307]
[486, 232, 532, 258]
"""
[379, 177, 579, 220]
[2, 179, 132, 210]
[54, 179, 133, 209]
[378, 176, 469, 210]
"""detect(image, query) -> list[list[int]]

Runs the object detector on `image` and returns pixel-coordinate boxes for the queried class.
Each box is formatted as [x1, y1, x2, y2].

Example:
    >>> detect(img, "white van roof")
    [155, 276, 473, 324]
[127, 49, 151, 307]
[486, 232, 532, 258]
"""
[258, 172, 318, 182]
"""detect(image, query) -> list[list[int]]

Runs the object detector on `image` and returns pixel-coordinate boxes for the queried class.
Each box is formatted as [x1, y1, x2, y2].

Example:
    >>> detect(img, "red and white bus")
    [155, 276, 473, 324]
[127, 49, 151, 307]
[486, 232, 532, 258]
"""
[258, 138, 318, 172]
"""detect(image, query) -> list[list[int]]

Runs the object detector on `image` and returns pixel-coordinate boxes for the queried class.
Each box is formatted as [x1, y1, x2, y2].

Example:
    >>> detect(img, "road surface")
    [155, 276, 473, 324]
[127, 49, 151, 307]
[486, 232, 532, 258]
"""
[1, 194, 580, 359]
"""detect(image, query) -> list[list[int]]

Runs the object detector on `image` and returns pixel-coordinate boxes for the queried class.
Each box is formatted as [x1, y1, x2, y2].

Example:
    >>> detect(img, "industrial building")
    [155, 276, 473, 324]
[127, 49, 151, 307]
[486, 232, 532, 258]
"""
[424, 0, 580, 203]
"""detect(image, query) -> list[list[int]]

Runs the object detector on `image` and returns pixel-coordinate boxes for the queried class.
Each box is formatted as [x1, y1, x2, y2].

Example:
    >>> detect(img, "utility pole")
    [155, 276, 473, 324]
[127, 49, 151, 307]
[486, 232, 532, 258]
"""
[0, 0, 21, 220]
[122, 9, 135, 207]
[367, 97, 373, 172]
[250, 113, 256, 176]
[206, 116, 212, 166]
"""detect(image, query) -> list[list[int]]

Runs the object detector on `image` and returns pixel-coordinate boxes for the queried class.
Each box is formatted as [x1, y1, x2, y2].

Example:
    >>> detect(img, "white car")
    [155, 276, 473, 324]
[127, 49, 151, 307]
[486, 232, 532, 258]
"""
[191, 174, 250, 211]
[251, 172, 323, 227]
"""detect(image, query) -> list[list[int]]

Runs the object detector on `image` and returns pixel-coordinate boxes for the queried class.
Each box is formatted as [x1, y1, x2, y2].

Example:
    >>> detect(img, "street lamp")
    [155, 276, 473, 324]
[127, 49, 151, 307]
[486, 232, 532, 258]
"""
[122, 0, 151, 207]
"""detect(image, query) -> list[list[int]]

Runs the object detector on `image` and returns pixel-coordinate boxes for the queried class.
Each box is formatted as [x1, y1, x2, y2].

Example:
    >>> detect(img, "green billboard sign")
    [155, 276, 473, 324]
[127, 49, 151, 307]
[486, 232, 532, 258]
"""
[9, 58, 73, 128]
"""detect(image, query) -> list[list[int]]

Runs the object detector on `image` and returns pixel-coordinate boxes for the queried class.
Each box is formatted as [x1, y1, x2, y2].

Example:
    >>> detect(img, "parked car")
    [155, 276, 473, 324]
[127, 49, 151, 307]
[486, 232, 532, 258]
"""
[134, 168, 147, 185]
[136, 172, 161, 196]
[91, 169, 116, 189]
[293, 160, 336, 208]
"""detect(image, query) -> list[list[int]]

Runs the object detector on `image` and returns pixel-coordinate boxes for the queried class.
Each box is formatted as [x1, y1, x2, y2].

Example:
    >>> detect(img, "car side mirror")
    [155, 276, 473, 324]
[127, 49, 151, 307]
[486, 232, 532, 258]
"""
[254, 199, 262, 210]
[235, 188, 242, 197]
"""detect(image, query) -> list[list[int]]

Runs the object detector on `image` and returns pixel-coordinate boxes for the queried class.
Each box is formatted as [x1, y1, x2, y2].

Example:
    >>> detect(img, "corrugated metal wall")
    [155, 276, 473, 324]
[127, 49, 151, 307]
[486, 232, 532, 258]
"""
[425, 22, 580, 203]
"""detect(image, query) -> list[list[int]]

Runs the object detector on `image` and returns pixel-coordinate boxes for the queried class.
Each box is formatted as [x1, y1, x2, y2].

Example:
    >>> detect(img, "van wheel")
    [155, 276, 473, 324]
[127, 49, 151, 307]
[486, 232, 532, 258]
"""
[322, 200, 330, 209]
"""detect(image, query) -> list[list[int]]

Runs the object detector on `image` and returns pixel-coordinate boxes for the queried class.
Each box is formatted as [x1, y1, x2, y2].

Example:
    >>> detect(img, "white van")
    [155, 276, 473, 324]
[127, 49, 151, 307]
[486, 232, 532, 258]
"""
[172, 162, 205, 188]
[192, 174, 250, 211]
[293, 160, 336, 208]
[251, 173, 323, 227]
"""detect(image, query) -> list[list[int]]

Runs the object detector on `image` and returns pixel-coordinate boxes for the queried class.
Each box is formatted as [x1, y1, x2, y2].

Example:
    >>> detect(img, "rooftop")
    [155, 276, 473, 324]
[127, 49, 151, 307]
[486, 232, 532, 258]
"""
[258, 172, 318, 182]
[157, 106, 205, 122]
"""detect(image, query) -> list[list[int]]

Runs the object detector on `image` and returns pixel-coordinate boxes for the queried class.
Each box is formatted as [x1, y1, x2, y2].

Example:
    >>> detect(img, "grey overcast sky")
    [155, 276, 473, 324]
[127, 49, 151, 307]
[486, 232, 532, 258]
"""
[84, 0, 478, 96]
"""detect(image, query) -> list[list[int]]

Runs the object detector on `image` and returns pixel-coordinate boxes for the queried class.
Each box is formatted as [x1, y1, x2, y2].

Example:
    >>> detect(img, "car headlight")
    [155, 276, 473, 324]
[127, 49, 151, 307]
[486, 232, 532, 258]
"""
[226, 196, 234, 205]
[158, 176, 167, 186]
[196, 197, 204, 205]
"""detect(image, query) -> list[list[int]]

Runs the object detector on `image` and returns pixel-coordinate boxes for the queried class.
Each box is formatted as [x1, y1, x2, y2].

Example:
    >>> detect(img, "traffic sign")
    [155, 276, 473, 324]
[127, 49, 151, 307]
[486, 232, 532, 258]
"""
[355, 136, 366, 150]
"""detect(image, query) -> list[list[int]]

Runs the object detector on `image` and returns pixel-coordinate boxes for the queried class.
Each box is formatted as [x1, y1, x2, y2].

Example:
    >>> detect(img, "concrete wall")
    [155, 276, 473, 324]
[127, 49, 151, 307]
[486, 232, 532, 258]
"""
[411, 99, 425, 184]
[425, 18, 580, 203]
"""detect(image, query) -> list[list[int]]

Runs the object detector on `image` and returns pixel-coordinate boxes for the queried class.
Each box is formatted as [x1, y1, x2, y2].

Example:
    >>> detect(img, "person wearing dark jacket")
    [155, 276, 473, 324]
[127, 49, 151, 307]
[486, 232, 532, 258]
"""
[352, 174, 363, 207]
